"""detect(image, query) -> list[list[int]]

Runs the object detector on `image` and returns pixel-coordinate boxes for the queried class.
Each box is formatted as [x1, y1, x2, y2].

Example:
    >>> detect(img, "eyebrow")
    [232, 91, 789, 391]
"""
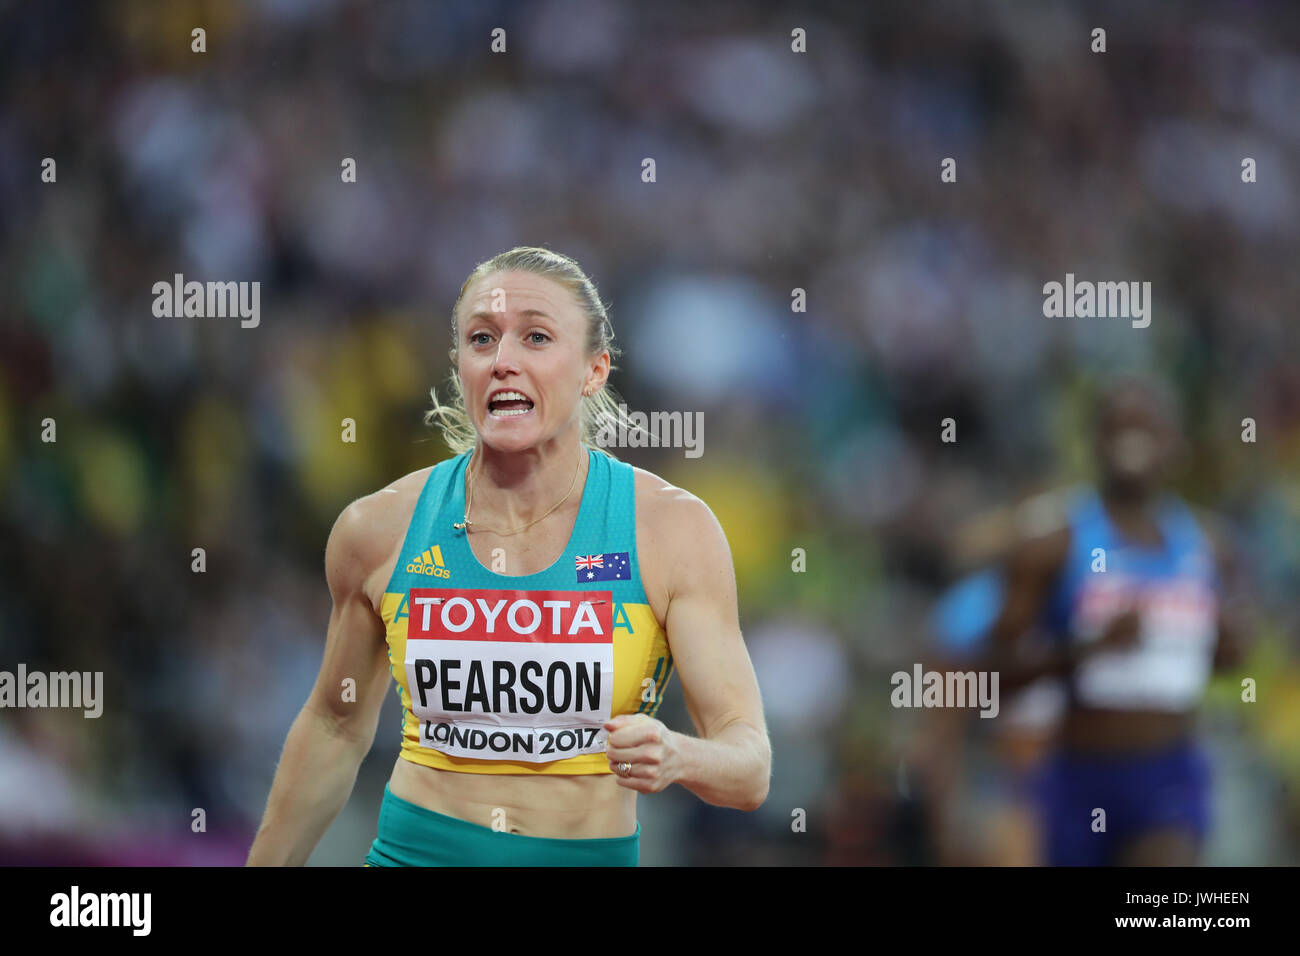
[465, 309, 555, 323]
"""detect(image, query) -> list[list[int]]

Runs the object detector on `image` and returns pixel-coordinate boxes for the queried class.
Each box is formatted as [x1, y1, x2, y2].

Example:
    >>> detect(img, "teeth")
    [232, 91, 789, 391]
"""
[490, 407, 531, 417]
[492, 391, 531, 403]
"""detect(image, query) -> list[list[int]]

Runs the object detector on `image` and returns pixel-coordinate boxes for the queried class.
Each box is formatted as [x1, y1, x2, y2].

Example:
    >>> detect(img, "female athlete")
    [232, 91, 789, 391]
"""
[982, 381, 1248, 865]
[247, 246, 770, 866]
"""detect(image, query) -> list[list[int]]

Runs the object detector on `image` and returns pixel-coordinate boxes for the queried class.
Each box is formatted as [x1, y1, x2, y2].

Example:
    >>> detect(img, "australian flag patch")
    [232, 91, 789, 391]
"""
[574, 552, 631, 583]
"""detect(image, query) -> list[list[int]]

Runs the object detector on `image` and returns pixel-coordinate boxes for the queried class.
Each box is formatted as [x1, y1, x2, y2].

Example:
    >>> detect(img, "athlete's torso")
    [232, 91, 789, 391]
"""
[362, 446, 675, 836]
[1045, 487, 1221, 752]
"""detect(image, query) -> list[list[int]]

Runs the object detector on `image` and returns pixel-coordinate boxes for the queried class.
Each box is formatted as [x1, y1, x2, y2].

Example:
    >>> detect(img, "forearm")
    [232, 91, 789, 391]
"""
[246, 707, 369, 866]
[670, 719, 770, 811]
[983, 641, 1079, 696]
[1213, 609, 1251, 672]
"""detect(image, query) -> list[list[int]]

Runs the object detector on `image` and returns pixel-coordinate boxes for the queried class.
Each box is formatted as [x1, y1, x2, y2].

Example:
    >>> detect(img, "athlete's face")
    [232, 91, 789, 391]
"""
[456, 271, 608, 453]
[1094, 389, 1178, 493]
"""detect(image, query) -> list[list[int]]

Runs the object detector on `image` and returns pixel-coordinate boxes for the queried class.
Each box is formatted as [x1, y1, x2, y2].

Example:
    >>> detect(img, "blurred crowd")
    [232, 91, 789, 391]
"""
[1, 0, 1298, 864]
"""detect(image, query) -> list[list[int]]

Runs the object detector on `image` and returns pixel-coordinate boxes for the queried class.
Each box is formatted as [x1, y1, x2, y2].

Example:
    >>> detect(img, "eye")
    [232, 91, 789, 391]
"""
[469, 331, 492, 346]
[528, 331, 551, 344]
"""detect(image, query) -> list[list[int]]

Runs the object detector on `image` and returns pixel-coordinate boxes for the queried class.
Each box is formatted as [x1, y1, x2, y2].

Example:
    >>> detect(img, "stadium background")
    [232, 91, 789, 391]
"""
[1, 0, 1298, 865]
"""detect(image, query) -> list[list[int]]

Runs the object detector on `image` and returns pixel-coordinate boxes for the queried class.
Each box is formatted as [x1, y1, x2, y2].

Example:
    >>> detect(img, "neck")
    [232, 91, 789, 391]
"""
[468, 434, 587, 529]
[1100, 476, 1156, 510]
[1099, 478, 1162, 539]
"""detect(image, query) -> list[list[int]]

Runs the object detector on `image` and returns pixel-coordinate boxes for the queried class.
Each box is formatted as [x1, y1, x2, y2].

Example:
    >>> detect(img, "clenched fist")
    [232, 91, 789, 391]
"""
[604, 714, 681, 794]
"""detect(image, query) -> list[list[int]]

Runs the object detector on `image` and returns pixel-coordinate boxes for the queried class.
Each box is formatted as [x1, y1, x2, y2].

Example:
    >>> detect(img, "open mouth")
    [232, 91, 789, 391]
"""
[488, 390, 535, 419]
[1111, 430, 1156, 473]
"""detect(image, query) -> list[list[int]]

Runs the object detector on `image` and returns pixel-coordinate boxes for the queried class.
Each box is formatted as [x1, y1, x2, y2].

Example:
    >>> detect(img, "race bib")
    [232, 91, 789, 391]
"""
[403, 588, 614, 762]
[1070, 576, 1218, 710]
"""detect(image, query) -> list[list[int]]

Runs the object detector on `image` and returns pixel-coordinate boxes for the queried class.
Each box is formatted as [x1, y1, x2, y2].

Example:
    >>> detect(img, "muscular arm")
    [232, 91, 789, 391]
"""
[1203, 516, 1252, 673]
[246, 496, 395, 865]
[981, 525, 1076, 696]
[610, 491, 770, 811]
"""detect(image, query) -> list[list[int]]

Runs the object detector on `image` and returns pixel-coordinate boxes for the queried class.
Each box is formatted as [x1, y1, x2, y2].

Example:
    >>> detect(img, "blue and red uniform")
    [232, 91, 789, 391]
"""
[1035, 487, 1220, 866]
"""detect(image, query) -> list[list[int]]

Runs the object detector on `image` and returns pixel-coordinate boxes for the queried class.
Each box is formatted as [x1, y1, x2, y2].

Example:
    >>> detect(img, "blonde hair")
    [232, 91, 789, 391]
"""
[424, 246, 642, 457]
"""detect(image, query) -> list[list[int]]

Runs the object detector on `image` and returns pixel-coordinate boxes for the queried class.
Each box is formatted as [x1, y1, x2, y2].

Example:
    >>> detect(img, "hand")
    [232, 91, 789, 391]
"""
[1096, 603, 1142, 652]
[1068, 601, 1142, 671]
[604, 714, 680, 795]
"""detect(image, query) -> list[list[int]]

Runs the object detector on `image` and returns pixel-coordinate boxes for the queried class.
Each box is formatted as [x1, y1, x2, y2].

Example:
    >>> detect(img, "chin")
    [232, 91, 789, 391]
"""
[1109, 473, 1158, 496]
[479, 420, 543, 452]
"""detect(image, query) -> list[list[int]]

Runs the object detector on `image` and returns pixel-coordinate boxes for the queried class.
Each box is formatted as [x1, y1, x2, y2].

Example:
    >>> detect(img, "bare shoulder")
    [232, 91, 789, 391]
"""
[1187, 504, 1235, 569]
[1006, 488, 1074, 574]
[630, 465, 733, 603]
[327, 464, 438, 606]
[632, 465, 723, 540]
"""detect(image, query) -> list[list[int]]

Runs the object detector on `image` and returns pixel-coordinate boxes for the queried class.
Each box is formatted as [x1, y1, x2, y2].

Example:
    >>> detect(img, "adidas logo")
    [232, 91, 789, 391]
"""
[405, 546, 451, 578]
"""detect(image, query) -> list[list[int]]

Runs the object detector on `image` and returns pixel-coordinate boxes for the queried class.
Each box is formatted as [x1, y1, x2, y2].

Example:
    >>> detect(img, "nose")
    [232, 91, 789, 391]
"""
[490, 335, 521, 376]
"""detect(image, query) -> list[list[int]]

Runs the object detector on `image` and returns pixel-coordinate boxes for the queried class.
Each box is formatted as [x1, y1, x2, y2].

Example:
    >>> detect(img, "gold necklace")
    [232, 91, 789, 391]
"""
[453, 447, 584, 536]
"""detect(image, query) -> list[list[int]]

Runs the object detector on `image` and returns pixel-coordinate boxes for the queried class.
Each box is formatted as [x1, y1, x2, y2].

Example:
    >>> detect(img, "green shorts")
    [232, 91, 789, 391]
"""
[363, 783, 640, 867]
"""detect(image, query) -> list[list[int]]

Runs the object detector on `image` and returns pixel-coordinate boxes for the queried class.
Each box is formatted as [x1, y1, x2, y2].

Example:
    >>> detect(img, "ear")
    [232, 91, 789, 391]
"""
[585, 349, 611, 393]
